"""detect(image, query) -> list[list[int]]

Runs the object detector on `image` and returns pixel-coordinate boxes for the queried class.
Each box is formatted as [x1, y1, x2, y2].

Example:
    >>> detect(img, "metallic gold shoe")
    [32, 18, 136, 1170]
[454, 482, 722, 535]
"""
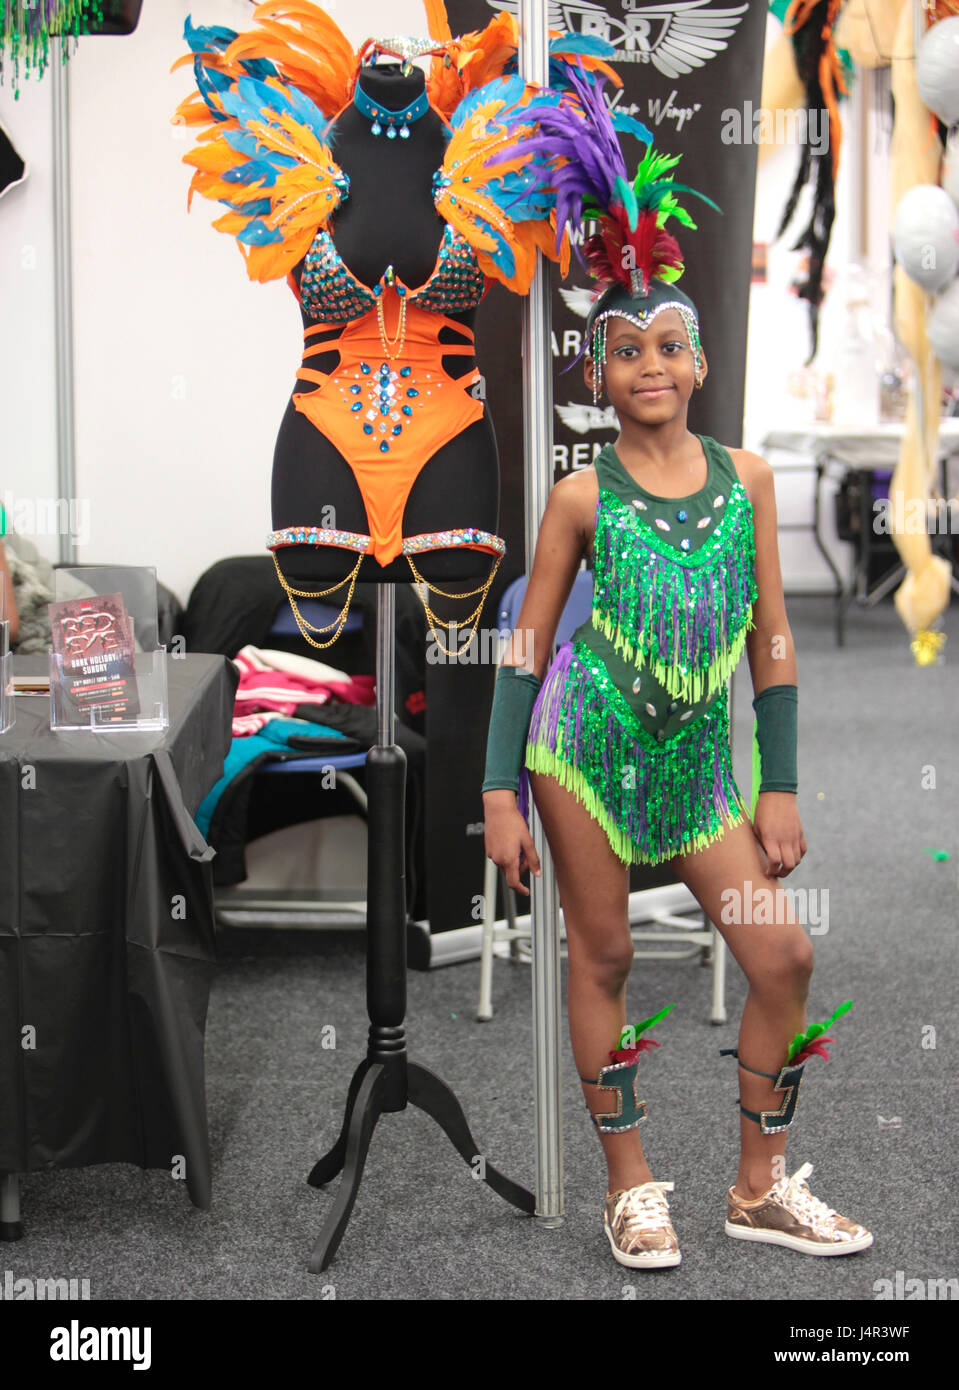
[725, 1161, 873, 1256]
[604, 1181, 681, 1268]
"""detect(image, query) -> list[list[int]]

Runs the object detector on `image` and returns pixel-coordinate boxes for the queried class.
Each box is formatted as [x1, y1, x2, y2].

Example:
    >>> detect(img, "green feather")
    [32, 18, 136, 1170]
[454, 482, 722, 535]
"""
[618, 1004, 674, 1050]
[787, 1000, 853, 1062]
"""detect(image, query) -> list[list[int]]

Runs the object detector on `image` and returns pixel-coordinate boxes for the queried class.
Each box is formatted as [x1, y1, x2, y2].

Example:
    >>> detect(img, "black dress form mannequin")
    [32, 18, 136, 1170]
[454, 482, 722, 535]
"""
[271, 62, 500, 588]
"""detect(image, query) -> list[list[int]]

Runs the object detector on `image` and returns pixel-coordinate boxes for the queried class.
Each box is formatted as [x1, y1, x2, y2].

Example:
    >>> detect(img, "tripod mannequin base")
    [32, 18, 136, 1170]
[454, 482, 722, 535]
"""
[307, 1053, 535, 1272]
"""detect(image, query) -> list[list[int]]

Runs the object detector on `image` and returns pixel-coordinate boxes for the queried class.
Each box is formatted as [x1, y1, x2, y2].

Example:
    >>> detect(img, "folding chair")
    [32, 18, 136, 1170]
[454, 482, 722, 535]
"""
[214, 600, 372, 929]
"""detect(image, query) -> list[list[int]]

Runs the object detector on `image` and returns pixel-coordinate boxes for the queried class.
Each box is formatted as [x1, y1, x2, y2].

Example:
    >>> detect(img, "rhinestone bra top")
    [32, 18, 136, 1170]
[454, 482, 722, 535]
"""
[297, 191, 488, 325]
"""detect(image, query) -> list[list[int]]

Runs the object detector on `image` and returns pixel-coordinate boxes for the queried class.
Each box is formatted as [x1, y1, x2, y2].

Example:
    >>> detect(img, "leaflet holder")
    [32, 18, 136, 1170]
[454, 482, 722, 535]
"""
[0, 618, 12, 736]
[48, 566, 169, 732]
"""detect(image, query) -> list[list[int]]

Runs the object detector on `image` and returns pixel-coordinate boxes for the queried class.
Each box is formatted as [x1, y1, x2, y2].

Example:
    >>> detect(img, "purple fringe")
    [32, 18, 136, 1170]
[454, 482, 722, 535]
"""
[518, 641, 575, 828]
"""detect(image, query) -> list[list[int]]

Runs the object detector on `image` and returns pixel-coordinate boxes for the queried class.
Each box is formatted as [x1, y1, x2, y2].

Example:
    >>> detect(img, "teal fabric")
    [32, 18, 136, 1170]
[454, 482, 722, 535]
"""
[570, 434, 742, 737]
[195, 717, 349, 837]
[482, 663, 542, 793]
[752, 683, 798, 793]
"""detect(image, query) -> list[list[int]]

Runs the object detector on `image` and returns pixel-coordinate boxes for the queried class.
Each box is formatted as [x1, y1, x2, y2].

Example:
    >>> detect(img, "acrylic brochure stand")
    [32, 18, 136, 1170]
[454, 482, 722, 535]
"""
[0, 619, 13, 735]
[47, 565, 169, 733]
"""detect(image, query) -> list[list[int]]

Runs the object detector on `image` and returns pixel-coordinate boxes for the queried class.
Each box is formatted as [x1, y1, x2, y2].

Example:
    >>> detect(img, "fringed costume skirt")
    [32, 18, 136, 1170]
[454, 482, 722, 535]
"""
[518, 639, 749, 866]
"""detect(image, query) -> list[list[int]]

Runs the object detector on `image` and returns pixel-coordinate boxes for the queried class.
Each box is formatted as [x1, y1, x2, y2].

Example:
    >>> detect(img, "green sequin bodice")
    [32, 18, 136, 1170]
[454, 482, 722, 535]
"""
[571, 435, 757, 740]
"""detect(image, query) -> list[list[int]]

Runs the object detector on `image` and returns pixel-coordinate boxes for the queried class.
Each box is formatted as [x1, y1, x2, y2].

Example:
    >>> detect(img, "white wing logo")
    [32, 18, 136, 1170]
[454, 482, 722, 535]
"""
[488, 1, 747, 77]
[556, 402, 619, 435]
[559, 286, 597, 319]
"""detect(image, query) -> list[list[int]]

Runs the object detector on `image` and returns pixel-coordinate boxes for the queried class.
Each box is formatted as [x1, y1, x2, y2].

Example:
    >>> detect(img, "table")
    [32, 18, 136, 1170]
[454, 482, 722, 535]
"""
[0, 653, 237, 1232]
[761, 422, 959, 645]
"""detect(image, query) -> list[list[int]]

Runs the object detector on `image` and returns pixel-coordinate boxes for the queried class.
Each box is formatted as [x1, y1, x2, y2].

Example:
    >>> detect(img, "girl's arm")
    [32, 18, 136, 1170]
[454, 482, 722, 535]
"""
[742, 454, 797, 690]
[739, 453, 806, 876]
[483, 476, 587, 895]
[499, 475, 588, 679]
[0, 542, 19, 646]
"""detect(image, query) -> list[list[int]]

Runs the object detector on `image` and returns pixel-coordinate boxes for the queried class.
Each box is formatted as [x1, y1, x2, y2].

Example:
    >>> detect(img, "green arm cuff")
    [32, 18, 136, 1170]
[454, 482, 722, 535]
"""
[482, 663, 542, 795]
[752, 684, 798, 800]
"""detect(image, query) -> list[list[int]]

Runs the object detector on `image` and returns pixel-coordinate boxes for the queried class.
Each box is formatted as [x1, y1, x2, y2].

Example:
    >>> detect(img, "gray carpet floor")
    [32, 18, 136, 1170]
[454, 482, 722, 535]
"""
[9, 593, 959, 1301]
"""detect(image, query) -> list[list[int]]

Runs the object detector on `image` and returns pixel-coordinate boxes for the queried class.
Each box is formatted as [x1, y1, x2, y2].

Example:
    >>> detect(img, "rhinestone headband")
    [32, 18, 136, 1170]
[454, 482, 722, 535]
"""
[587, 302, 703, 403]
[359, 35, 452, 64]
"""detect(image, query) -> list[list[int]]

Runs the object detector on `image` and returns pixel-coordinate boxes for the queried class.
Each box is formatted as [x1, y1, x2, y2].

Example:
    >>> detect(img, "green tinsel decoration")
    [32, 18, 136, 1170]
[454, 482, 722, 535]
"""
[1, 2, 104, 98]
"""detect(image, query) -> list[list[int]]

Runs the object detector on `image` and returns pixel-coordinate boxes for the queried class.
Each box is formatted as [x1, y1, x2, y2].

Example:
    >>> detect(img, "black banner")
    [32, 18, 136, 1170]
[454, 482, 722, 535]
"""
[428, 0, 769, 929]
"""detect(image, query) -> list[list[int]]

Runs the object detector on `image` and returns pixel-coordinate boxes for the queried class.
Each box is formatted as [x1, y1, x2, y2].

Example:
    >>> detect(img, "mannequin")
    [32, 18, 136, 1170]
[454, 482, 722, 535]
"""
[173, 5, 613, 645]
[272, 60, 499, 588]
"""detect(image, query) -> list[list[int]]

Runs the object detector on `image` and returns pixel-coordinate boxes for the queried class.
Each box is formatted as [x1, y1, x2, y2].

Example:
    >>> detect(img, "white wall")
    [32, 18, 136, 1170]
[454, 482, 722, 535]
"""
[0, 71, 58, 559]
[2, 2, 890, 602]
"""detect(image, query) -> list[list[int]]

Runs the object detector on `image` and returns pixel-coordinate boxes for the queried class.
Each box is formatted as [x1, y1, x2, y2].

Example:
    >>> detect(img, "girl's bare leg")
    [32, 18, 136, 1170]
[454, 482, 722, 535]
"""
[668, 815, 814, 1199]
[529, 770, 654, 1195]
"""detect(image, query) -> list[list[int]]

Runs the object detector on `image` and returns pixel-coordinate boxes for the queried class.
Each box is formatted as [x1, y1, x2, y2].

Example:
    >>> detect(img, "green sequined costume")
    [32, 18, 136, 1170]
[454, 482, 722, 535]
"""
[518, 435, 758, 865]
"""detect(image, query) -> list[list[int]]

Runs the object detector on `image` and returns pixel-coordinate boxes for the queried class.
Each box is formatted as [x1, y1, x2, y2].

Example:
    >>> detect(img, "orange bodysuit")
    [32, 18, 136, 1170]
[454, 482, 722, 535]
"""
[266, 221, 499, 568]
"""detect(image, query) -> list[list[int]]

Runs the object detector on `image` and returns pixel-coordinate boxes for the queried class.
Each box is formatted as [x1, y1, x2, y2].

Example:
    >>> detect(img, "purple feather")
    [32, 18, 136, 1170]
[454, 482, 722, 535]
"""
[489, 63, 633, 253]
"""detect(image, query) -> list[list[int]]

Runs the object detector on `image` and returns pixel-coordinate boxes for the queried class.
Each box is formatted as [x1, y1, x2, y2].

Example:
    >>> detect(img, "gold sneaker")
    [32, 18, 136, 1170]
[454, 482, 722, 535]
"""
[604, 1181, 681, 1268]
[726, 1161, 873, 1256]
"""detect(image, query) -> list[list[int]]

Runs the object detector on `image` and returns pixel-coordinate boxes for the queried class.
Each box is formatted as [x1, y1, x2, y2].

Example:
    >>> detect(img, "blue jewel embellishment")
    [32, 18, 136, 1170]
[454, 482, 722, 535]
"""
[407, 388, 418, 397]
[380, 403, 390, 416]
[386, 126, 397, 139]
[351, 402, 363, 412]
[400, 366, 411, 377]
[361, 363, 371, 374]
[401, 405, 412, 416]
[363, 424, 373, 435]
[350, 384, 361, 394]
[380, 441, 390, 452]
[680, 537, 691, 551]
[371, 121, 382, 136]
[393, 425, 402, 435]
[676, 509, 687, 522]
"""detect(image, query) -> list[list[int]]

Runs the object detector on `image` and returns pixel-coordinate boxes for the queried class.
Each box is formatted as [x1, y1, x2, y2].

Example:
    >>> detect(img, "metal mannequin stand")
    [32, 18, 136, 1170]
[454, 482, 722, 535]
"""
[306, 587, 534, 1272]
[307, 0, 560, 1267]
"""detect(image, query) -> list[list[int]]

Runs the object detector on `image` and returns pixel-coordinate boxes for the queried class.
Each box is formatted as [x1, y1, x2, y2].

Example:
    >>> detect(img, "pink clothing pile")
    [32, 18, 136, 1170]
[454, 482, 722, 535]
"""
[231, 645, 375, 735]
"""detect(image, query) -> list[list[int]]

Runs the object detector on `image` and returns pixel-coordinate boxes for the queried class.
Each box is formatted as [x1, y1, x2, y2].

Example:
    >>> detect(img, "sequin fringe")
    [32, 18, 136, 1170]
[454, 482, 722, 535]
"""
[592, 487, 758, 704]
[521, 641, 748, 865]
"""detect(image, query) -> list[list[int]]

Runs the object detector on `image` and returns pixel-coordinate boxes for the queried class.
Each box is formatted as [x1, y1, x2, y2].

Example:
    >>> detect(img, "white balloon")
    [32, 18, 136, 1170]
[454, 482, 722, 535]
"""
[944, 130, 959, 209]
[928, 278, 959, 369]
[916, 16, 959, 127]
[893, 185, 959, 291]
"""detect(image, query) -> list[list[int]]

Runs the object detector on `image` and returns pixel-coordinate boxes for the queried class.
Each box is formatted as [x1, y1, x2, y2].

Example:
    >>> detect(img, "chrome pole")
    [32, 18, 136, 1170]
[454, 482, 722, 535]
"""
[51, 37, 77, 567]
[518, 0, 564, 1227]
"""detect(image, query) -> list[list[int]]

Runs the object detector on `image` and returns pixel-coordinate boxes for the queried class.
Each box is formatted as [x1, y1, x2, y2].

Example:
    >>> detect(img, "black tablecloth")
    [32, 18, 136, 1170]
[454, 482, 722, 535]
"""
[0, 654, 238, 1209]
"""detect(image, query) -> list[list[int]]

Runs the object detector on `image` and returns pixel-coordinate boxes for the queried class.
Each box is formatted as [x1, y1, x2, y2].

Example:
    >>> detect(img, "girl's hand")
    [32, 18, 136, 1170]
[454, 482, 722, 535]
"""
[483, 790, 542, 898]
[753, 792, 806, 878]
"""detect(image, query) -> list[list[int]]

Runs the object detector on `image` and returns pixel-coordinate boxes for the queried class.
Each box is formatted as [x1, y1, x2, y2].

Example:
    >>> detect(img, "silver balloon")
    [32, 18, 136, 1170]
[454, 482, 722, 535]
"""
[916, 16, 959, 128]
[893, 184, 959, 292]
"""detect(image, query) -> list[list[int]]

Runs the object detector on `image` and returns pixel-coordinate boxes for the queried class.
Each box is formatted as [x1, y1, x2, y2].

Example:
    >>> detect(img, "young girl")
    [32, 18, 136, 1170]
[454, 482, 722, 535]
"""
[482, 94, 872, 1268]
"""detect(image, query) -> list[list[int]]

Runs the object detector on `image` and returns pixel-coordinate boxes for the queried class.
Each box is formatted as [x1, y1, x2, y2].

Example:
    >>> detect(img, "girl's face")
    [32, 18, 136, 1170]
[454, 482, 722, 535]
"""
[585, 310, 706, 422]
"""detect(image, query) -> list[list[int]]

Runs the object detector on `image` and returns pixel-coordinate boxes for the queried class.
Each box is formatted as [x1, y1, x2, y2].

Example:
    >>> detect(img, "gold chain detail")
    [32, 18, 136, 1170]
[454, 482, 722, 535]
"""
[377, 293, 407, 358]
[406, 552, 502, 658]
[271, 550, 364, 650]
